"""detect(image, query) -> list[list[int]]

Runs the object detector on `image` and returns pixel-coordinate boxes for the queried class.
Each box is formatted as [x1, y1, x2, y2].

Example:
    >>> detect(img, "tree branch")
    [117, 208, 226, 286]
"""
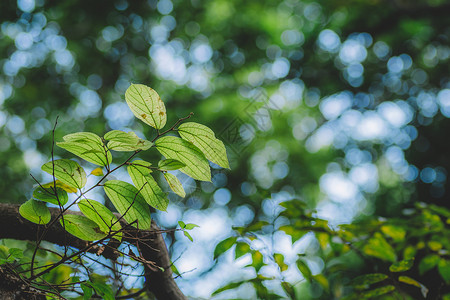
[0, 203, 187, 300]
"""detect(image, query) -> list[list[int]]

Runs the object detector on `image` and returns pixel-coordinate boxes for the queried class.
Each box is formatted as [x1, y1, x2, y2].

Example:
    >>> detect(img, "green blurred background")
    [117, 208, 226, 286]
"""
[1, 0, 449, 298]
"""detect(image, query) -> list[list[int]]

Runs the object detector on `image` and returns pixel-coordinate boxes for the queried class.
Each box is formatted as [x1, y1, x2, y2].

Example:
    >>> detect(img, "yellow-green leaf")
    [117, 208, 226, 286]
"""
[363, 232, 396, 262]
[360, 285, 395, 298]
[155, 136, 211, 181]
[389, 258, 414, 272]
[19, 199, 51, 225]
[158, 159, 185, 171]
[419, 254, 440, 275]
[78, 199, 122, 241]
[352, 273, 388, 289]
[381, 224, 406, 242]
[178, 122, 230, 169]
[42, 180, 77, 193]
[125, 84, 166, 129]
[33, 186, 68, 206]
[41, 159, 86, 190]
[127, 160, 168, 211]
[104, 130, 152, 152]
[103, 180, 152, 230]
[274, 253, 288, 272]
[398, 276, 429, 297]
[57, 132, 112, 166]
[60, 214, 107, 241]
[163, 173, 186, 197]
[90, 168, 104, 176]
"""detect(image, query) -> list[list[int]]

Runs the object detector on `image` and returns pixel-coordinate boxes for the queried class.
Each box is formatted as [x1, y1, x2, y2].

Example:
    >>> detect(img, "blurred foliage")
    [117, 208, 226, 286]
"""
[1, 0, 450, 298]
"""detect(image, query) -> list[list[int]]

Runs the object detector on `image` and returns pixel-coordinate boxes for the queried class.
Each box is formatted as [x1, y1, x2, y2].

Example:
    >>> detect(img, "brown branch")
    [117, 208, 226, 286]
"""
[0, 203, 187, 300]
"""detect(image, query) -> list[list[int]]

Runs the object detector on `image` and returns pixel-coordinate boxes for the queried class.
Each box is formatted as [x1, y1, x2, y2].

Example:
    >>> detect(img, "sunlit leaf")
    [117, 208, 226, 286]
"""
[313, 274, 329, 290]
[398, 276, 428, 297]
[250, 250, 264, 272]
[103, 180, 152, 230]
[274, 253, 288, 272]
[127, 160, 168, 211]
[60, 214, 107, 241]
[57, 132, 112, 166]
[78, 199, 122, 241]
[90, 168, 104, 176]
[33, 186, 68, 206]
[158, 159, 185, 171]
[163, 173, 186, 197]
[183, 231, 193, 242]
[214, 236, 237, 260]
[125, 84, 166, 129]
[235, 242, 251, 259]
[178, 122, 229, 168]
[104, 130, 152, 152]
[155, 136, 211, 181]
[389, 258, 414, 272]
[362, 232, 396, 262]
[19, 199, 51, 225]
[41, 159, 86, 189]
[41, 180, 77, 193]
[381, 224, 406, 242]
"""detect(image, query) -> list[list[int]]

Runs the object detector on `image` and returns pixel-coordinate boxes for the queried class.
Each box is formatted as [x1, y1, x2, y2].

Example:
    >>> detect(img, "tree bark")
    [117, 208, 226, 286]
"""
[0, 203, 187, 300]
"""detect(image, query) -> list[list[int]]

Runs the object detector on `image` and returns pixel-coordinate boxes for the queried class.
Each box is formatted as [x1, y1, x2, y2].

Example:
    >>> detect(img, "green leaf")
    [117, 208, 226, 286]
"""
[212, 281, 246, 296]
[78, 199, 122, 241]
[19, 199, 51, 225]
[297, 259, 312, 280]
[155, 136, 211, 181]
[57, 132, 112, 166]
[127, 160, 169, 211]
[80, 283, 93, 300]
[352, 273, 388, 289]
[362, 232, 397, 262]
[104, 130, 152, 152]
[163, 173, 186, 197]
[214, 237, 237, 260]
[313, 274, 329, 290]
[398, 276, 428, 297]
[381, 224, 406, 242]
[360, 285, 395, 298]
[9, 248, 23, 259]
[438, 259, 450, 282]
[41, 159, 87, 190]
[389, 258, 414, 272]
[274, 253, 288, 272]
[251, 250, 264, 272]
[235, 242, 251, 259]
[90, 282, 115, 300]
[178, 122, 230, 169]
[125, 84, 166, 129]
[158, 159, 185, 170]
[60, 215, 107, 241]
[281, 281, 296, 299]
[32, 186, 68, 206]
[183, 231, 193, 242]
[103, 180, 152, 230]
[419, 254, 440, 275]
[184, 223, 199, 230]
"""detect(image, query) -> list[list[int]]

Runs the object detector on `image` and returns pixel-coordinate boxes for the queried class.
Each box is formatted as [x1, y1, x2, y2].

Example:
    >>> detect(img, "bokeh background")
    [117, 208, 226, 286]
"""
[1, 0, 450, 299]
